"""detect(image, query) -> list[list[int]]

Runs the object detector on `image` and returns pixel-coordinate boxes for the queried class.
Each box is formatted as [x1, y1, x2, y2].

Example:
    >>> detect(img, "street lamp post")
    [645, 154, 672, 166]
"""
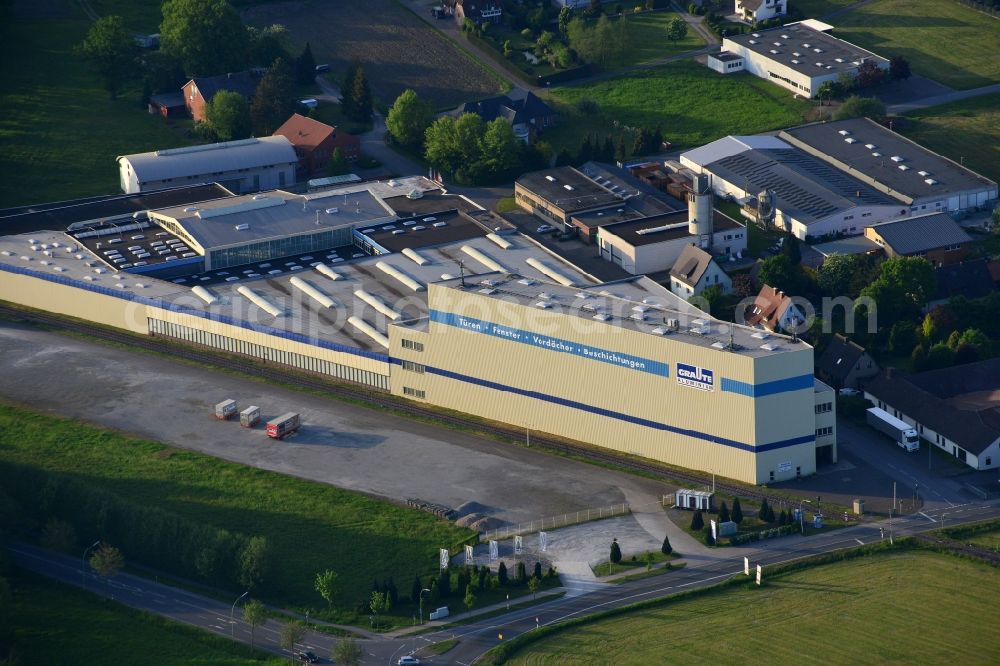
[799, 500, 811, 535]
[231, 590, 249, 638]
[81, 540, 100, 589]
[418, 588, 430, 625]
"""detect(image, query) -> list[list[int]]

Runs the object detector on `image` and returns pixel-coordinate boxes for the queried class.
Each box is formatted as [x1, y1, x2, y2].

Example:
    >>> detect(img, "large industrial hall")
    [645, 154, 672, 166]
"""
[0, 175, 835, 485]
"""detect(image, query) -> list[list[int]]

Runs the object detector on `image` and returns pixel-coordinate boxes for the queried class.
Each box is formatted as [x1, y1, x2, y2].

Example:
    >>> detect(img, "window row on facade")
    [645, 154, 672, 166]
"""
[147, 317, 388, 389]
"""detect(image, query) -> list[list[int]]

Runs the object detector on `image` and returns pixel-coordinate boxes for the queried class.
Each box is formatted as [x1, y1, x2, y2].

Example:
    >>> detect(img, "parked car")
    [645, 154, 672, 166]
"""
[295, 651, 319, 663]
[398, 657, 421, 666]
[838, 388, 861, 397]
[536, 224, 555, 234]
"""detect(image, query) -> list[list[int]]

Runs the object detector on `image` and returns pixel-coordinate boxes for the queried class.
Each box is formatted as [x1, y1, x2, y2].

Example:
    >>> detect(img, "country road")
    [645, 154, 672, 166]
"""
[11, 500, 1000, 664]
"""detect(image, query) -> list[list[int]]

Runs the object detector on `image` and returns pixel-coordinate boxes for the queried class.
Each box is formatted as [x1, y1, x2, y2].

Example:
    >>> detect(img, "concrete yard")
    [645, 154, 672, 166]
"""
[0, 322, 674, 527]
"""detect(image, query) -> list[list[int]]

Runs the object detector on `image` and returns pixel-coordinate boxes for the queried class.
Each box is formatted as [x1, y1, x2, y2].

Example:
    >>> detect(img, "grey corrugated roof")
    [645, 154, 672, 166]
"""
[119, 137, 298, 185]
[670, 245, 713, 287]
[867, 212, 971, 255]
[704, 147, 895, 224]
[780, 119, 998, 202]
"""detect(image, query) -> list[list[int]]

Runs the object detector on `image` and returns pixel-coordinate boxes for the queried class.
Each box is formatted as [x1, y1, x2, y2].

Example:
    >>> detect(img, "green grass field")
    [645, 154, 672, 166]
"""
[789, 0, 857, 19]
[9, 569, 283, 665]
[541, 61, 811, 155]
[832, 0, 1000, 89]
[508, 550, 1000, 664]
[607, 12, 705, 69]
[901, 93, 1000, 184]
[0, 15, 195, 208]
[964, 529, 1000, 551]
[0, 403, 474, 621]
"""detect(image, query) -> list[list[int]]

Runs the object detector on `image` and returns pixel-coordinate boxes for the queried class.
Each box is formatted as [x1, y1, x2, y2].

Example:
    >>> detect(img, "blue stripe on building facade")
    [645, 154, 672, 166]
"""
[429, 309, 670, 377]
[424, 365, 814, 453]
[721, 373, 814, 397]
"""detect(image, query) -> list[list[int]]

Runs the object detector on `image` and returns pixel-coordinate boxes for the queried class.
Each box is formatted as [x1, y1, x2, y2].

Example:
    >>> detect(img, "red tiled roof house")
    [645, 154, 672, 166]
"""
[273, 113, 360, 179]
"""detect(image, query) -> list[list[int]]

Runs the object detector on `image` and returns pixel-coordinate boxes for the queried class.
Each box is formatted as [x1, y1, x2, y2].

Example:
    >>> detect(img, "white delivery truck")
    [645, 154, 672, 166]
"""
[866, 407, 920, 452]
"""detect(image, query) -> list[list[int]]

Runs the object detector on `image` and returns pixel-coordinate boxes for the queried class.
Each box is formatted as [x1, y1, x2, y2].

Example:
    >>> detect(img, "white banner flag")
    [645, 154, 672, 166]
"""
[711, 519, 717, 541]
[756, 564, 762, 586]
[514, 535, 523, 555]
[489, 540, 498, 561]
[744, 556, 750, 576]
[439, 548, 449, 570]
[465, 544, 474, 565]
[539, 531, 548, 552]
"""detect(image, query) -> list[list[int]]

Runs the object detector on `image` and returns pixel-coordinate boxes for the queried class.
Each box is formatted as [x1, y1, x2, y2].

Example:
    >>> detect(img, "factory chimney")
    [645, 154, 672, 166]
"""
[688, 172, 713, 247]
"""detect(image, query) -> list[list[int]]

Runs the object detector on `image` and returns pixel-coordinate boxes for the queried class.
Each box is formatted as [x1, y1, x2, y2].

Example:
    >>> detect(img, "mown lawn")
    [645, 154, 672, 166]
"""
[901, 93, 1000, 184]
[964, 529, 1000, 551]
[508, 550, 1000, 664]
[608, 12, 705, 68]
[542, 61, 811, 155]
[0, 15, 195, 208]
[0, 403, 474, 622]
[832, 0, 1000, 89]
[792, 0, 857, 19]
[8, 568, 283, 666]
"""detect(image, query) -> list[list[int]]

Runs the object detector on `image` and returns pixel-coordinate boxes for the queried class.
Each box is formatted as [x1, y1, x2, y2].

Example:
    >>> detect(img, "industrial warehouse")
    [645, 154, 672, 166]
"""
[0, 175, 835, 485]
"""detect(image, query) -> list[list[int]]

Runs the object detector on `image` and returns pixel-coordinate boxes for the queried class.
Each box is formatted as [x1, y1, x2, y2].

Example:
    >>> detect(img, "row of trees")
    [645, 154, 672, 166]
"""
[817, 56, 911, 102]
[1, 461, 272, 592]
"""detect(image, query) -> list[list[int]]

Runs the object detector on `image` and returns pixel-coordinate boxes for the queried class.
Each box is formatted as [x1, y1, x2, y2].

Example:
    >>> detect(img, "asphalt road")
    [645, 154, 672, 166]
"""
[12, 500, 1000, 665]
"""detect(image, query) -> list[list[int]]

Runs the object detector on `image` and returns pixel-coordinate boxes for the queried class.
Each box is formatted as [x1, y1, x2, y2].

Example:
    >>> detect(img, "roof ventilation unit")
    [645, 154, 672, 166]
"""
[791, 59, 800, 64]
[326, 207, 339, 214]
[517, 278, 536, 286]
[563, 184, 574, 191]
[918, 170, 930, 177]
[535, 301, 552, 309]
[479, 288, 497, 295]
[838, 130, 851, 136]
[865, 143, 876, 149]
[748, 39, 757, 44]
[924, 178, 937, 185]
[769, 49, 779, 55]
[871, 152, 881, 157]
[845, 137, 856, 144]
[760, 343, 779, 351]
[752, 32, 760, 37]
[666, 318, 680, 330]
[711, 342, 726, 350]
[593, 313, 612, 321]
[891, 155, 905, 162]
[898, 165, 910, 171]
[234, 223, 250, 231]
[545, 175, 557, 182]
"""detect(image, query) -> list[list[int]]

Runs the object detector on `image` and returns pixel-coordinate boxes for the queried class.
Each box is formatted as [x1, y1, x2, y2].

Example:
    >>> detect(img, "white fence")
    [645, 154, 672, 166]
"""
[479, 503, 630, 542]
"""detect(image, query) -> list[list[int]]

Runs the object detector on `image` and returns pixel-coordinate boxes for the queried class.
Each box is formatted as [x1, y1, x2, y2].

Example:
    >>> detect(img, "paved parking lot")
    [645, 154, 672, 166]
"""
[0, 322, 673, 528]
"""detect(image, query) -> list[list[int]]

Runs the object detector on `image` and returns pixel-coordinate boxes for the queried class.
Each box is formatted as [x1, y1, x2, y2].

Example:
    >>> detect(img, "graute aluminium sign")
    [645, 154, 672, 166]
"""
[676, 363, 714, 391]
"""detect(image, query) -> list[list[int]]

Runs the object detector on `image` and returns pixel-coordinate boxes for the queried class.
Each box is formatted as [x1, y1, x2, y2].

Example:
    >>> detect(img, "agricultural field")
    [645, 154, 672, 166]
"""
[507, 549, 1000, 664]
[0, 13, 194, 209]
[242, 0, 505, 109]
[0, 402, 474, 622]
[7, 569, 282, 665]
[541, 61, 812, 155]
[901, 93, 1000, 184]
[831, 0, 1000, 89]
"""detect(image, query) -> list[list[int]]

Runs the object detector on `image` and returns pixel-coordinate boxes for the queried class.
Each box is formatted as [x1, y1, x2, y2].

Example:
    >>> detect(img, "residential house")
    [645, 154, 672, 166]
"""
[454, 0, 502, 25]
[273, 113, 360, 179]
[864, 212, 972, 266]
[183, 71, 259, 123]
[736, 0, 786, 24]
[744, 284, 806, 333]
[460, 91, 555, 143]
[816, 333, 879, 390]
[669, 245, 732, 299]
[865, 362, 1000, 471]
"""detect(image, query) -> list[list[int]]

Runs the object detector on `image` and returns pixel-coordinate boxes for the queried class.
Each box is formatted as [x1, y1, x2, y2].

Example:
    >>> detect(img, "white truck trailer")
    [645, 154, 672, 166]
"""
[866, 407, 920, 452]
